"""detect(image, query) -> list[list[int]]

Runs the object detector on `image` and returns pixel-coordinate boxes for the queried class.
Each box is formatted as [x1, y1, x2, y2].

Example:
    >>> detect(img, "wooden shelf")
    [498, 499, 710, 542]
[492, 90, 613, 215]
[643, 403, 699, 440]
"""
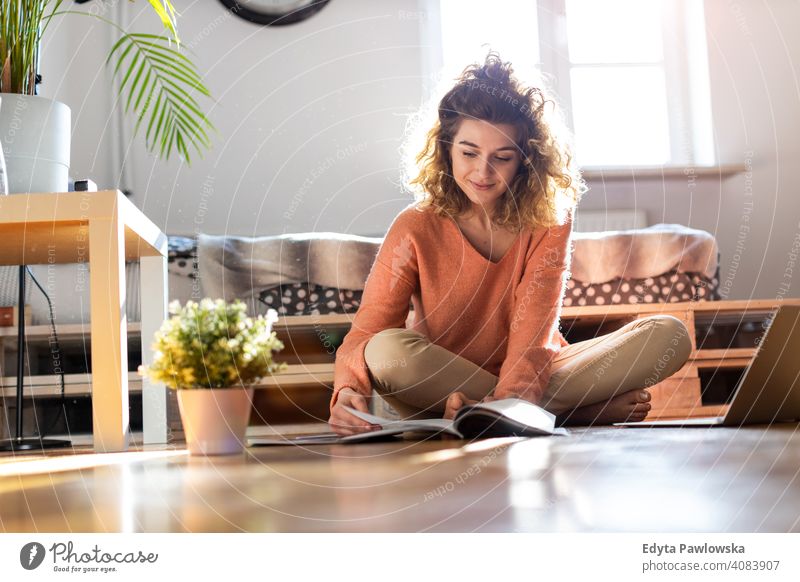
[560, 299, 798, 320]
[254, 364, 334, 388]
[0, 322, 141, 340]
[269, 299, 798, 420]
[265, 300, 795, 331]
[0, 372, 142, 398]
[0, 324, 144, 399]
[273, 314, 352, 331]
[694, 348, 756, 361]
[4, 299, 794, 421]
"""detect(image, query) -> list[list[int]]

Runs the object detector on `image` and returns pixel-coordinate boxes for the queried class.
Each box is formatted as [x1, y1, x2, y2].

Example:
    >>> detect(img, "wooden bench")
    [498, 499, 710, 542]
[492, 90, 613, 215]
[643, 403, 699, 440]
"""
[255, 299, 800, 421]
[3, 299, 797, 430]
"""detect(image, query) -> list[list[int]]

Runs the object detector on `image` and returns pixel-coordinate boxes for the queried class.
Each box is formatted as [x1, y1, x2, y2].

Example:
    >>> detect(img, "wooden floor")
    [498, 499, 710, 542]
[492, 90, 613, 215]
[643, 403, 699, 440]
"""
[1, 423, 799, 532]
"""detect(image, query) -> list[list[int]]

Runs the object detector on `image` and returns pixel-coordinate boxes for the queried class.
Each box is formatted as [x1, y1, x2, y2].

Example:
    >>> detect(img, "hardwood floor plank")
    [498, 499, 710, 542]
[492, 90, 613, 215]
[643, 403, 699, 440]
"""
[1, 424, 798, 532]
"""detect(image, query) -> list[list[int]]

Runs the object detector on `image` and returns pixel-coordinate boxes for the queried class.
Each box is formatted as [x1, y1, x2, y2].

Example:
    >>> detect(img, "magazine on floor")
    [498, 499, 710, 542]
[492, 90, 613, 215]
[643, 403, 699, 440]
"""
[249, 398, 568, 446]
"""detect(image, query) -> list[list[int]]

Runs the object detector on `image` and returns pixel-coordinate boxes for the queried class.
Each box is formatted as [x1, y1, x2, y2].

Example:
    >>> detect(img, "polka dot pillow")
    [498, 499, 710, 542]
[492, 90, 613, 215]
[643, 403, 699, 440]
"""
[167, 236, 198, 279]
[258, 283, 362, 316]
[256, 272, 719, 316]
[562, 271, 719, 307]
[168, 236, 197, 259]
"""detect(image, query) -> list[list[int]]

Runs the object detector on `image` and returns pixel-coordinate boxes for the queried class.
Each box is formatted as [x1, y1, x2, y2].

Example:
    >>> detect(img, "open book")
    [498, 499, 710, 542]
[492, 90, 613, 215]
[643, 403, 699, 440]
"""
[249, 398, 568, 446]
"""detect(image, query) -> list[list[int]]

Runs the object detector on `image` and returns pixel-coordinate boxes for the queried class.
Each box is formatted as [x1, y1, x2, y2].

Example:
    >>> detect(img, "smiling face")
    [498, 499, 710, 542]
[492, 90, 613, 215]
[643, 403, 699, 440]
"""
[449, 118, 522, 219]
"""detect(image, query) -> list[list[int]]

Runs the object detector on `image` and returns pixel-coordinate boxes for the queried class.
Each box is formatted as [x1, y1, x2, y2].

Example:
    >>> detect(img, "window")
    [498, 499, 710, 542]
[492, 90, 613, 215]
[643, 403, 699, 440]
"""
[438, 0, 714, 168]
[440, 0, 540, 81]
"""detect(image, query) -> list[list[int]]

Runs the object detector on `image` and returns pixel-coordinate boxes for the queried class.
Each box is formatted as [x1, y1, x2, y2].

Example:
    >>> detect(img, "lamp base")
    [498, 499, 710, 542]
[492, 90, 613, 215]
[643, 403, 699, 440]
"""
[0, 437, 72, 452]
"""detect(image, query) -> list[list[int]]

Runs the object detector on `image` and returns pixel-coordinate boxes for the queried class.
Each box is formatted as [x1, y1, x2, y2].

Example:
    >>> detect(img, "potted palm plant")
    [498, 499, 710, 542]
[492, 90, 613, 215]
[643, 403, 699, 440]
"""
[140, 299, 287, 455]
[0, 0, 213, 192]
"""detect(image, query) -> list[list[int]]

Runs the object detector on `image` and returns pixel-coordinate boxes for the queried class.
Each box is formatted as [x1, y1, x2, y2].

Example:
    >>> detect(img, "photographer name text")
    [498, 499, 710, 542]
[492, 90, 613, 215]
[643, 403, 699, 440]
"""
[643, 542, 745, 556]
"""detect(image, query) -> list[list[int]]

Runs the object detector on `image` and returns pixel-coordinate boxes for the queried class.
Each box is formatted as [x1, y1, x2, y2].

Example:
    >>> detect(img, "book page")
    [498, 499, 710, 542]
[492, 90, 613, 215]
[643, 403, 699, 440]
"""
[344, 405, 455, 433]
[249, 434, 344, 446]
[249, 429, 407, 445]
[455, 398, 558, 434]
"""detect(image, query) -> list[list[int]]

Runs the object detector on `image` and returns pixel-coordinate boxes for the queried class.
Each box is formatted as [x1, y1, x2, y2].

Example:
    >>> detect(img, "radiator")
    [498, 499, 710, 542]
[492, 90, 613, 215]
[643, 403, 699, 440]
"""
[574, 209, 647, 232]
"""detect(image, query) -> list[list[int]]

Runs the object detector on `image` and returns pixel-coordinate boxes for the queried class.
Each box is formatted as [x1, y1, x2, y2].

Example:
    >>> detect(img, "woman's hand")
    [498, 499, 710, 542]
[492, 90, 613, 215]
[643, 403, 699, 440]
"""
[443, 391, 497, 420]
[328, 387, 382, 436]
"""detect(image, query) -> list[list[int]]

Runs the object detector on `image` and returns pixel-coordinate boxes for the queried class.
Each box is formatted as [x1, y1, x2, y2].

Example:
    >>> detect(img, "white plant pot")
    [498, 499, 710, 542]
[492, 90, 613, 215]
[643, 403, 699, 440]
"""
[177, 388, 254, 456]
[0, 94, 70, 194]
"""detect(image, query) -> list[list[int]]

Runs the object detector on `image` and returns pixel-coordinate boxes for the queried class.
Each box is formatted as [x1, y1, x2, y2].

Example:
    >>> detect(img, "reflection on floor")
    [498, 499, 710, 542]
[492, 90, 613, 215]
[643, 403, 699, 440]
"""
[1, 423, 799, 532]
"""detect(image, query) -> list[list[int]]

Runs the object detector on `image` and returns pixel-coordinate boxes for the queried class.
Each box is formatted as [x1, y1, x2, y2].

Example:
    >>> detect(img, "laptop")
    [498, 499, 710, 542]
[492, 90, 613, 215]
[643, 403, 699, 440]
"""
[616, 304, 800, 428]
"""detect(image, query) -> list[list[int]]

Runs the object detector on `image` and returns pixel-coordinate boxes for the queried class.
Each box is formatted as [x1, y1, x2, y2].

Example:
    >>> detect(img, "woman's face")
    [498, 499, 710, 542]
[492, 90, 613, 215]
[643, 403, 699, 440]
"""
[449, 118, 521, 217]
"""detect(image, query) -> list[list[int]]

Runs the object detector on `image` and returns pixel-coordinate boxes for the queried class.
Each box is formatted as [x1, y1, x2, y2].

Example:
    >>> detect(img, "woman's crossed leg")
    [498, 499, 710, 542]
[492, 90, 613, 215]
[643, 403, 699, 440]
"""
[363, 315, 692, 425]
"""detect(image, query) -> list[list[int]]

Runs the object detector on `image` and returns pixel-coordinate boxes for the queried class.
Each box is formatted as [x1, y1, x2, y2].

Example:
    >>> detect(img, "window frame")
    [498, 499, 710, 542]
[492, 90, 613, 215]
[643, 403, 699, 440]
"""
[535, 0, 712, 168]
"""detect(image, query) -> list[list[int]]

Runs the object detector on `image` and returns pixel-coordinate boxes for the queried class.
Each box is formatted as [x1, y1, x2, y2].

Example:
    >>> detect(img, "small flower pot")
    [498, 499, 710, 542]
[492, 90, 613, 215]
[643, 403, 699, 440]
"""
[176, 388, 254, 455]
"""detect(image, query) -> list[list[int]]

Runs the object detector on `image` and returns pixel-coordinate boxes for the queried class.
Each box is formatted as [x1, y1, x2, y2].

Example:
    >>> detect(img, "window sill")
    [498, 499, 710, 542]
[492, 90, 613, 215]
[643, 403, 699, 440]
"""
[581, 164, 746, 180]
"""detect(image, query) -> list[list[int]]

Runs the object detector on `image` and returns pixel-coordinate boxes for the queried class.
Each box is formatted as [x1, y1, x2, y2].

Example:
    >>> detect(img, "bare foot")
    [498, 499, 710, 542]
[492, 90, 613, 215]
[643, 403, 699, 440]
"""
[557, 389, 652, 426]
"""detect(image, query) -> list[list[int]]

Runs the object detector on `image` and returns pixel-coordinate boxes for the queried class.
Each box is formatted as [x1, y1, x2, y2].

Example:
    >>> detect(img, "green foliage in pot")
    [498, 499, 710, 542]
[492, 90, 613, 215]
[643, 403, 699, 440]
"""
[0, 0, 214, 164]
[140, 299, 287, 390]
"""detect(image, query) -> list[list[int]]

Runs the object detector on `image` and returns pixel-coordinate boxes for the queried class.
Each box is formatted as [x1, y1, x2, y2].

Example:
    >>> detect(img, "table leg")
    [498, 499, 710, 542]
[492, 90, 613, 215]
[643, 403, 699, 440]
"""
[140, 255, 168, 444]
[89, 214, 129, 453]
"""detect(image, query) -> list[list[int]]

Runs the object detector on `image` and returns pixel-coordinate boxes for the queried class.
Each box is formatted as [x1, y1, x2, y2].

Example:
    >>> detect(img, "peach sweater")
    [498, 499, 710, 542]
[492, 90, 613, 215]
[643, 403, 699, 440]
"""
[330, 203, 573, 411]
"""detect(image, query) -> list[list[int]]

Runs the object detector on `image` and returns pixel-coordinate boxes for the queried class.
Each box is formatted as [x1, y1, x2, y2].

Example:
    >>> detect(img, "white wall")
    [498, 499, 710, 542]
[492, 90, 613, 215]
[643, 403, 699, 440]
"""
[38, 0, 800, 301]
[75, 0, 433, 238]
[578, 0, 800, 301]
[38, 0, 119, 190]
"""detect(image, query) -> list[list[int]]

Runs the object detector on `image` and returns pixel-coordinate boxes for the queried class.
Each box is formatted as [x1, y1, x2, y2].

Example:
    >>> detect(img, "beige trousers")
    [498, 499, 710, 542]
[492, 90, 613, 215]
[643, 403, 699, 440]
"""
[363, 315, 692, 419]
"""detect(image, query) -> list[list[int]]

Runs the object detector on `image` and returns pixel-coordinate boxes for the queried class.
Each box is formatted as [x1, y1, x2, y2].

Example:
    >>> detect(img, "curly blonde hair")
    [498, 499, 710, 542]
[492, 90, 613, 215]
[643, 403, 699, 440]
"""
[405, 52, 586, 231]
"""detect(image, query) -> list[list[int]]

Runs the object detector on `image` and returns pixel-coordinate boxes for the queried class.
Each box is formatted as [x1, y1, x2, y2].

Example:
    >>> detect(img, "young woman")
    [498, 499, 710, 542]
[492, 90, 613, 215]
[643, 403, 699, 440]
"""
[329, 53, 692, 436]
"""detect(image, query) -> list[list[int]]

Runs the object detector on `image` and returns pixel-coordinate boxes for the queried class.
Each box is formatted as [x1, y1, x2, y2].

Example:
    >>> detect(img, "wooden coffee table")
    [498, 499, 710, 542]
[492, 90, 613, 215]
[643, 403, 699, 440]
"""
[0, 190, 168, 452]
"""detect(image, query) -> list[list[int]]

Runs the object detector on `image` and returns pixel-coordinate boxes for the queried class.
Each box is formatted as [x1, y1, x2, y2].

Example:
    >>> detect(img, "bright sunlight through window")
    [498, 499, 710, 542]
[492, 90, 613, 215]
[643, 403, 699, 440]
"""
[437, 0, 715, 168]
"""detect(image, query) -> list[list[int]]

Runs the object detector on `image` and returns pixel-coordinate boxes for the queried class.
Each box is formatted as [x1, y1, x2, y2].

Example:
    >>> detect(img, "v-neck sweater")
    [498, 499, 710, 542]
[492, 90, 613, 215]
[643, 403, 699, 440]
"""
[330, 202, 573, 411]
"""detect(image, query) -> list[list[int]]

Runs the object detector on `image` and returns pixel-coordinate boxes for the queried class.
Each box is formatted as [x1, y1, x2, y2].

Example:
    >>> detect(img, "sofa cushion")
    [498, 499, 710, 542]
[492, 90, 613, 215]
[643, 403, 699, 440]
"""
[563, 271, 719, 307]
[197, 232, 382, 306]
[570, 223, 718, 284]
[185, 224, 723, 316]
[255, 269, 720, 317]
[257, 283, 363, 316]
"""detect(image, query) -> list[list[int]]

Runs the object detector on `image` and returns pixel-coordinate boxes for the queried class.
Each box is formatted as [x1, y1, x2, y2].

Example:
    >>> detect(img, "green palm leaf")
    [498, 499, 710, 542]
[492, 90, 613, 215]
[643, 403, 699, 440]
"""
[108, 32, 214, 164]
[147, 0, 179, 41]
